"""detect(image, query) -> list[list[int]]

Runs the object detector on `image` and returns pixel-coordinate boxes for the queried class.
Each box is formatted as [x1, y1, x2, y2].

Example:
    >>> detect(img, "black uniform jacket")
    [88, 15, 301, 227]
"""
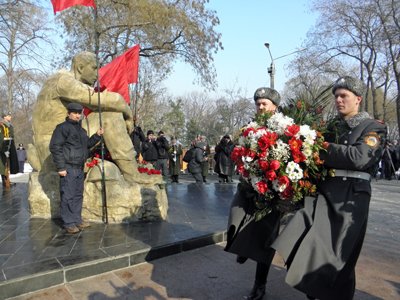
[142, 139, 158, 162]
[272, 113, 387, 299]
[49, 118, 101, 171]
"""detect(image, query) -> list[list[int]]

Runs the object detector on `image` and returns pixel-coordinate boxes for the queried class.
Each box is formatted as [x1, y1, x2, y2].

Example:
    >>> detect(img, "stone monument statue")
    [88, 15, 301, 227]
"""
[28, 51, 168, 222]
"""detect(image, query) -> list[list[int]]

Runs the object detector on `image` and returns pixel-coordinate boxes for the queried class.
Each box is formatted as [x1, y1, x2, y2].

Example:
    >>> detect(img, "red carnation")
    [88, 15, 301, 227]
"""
[278, 175, 290, 187]
[265, 170, 277, 181]
[231, 146, 244, 162]
[269, 160, 280, 171]
[256, 180, 268, 194]
[285, 124, 300, 137]
[258, 160, 269, 171]
[280, 185, 294, 199]
[243, 127, 256, 137]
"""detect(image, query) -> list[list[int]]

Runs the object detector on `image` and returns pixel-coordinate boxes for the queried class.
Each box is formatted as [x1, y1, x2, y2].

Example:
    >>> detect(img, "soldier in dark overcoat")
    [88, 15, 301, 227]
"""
[224, 87, 282, 300]
[168, 137, 183, 183]
[0, 112, 19, 188]
[187, 141, 207, 183]
[272, 76, 387, 300]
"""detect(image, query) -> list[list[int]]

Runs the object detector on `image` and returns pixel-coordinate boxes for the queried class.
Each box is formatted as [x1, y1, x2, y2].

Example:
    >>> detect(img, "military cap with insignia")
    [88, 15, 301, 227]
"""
[332, 76, 365, 97]
[253, 87, 281, 106]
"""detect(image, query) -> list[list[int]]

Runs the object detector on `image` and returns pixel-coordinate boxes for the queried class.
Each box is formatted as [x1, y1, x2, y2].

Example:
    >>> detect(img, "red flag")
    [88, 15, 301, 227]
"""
[51, 0, 96, 15]
[99, 45, 140, 104]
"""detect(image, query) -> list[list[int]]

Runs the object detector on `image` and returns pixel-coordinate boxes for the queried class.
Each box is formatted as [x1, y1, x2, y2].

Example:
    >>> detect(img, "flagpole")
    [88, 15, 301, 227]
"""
[94, 6, 108, 224]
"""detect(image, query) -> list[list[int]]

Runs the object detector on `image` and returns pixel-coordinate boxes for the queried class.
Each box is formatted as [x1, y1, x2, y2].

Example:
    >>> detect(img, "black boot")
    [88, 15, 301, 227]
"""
[236, 256, 248, 264]
[244, 282, 266, 300]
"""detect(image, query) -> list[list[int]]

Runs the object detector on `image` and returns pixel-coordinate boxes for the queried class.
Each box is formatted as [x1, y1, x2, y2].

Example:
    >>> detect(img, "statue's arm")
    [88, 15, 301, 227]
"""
[56, 74, 132, 121]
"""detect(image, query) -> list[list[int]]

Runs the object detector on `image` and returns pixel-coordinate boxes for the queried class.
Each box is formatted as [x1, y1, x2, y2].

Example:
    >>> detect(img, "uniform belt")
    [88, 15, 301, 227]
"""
[330, 169, 371, 181]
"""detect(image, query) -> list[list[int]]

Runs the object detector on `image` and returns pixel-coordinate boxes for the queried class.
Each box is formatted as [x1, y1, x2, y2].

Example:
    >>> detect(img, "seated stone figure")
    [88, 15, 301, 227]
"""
[28, 52, 167, 222]
[31, 51, 142, 183]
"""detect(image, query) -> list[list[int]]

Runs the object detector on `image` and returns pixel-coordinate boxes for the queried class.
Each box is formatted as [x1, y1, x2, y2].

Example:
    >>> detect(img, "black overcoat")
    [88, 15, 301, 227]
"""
[214, 141, 234, 176]
[168, 144, 183, 176]
[225, 179, 281, 263]
[272, 113, 387, 300]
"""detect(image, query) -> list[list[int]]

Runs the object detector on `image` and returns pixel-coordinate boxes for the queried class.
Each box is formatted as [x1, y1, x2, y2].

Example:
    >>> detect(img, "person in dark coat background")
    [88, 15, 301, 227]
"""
[272, 76, 387, 300]
[214, 135, 235, 183]
[16, 143, 27, 173]
[168, 137, 183, 183]
[141, 130, 158, 166]
[225, 87, 282, 300]
[130, 125, 145, 160]
[188, 141, 207, 183]
[199, 135, 211, 183]
[155, 130, 170, 177]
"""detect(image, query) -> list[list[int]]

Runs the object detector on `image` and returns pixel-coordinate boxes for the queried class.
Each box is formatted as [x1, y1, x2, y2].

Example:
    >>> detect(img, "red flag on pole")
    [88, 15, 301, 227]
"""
[99, 44, 140, 104]
[51, 0, 96, 15]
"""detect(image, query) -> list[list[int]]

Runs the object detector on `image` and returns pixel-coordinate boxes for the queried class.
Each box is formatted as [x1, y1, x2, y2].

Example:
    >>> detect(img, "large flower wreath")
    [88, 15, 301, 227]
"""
[231, 106, 328, 220]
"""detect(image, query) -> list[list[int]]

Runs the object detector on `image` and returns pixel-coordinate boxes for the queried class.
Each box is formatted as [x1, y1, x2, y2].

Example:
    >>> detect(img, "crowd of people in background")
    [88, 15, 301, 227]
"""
[378, 139, 400, 180]
[130, 127, 237, 183]
[130, 124, 400, 184]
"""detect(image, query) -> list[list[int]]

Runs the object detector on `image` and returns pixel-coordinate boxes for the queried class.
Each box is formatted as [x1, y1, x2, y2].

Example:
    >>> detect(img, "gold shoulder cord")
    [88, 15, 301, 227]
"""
[2, 125, 9, 138]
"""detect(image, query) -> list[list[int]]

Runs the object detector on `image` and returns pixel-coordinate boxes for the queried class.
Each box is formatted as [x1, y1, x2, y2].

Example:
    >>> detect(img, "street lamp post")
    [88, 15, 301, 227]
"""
[264, 43, 307, 89]
[264, 43, 275, 89]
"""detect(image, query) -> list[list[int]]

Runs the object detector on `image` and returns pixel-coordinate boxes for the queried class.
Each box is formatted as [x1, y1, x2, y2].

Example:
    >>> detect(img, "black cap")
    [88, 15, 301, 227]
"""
[253, 87, 281, 106]
[158, 130, 164, 135]
[147, 130, 154, 136]
[67, 103, 83, 112]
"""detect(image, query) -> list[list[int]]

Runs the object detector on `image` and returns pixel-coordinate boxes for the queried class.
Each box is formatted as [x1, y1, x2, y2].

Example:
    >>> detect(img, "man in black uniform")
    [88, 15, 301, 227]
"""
[273, 76, 387, 300]
[0, 112, 19, 188]
[50, 103, 103, 234]
[225, 87, 282, 300]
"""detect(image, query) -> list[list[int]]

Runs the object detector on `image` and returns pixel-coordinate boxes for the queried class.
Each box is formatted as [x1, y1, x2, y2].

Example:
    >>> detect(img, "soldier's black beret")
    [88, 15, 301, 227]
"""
[253, 87, 281, 106]
[67, 103, 83, 112]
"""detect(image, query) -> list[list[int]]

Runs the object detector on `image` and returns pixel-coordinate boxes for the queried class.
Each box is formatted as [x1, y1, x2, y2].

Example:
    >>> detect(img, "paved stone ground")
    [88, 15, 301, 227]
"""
[4, 176, 399, 300]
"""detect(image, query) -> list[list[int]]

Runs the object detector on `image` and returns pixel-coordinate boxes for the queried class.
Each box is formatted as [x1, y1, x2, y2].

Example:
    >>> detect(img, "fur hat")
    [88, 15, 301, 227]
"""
[253, 87, 281, 106]
[1, 111, 12, 118]
[332, 76, 365, 97]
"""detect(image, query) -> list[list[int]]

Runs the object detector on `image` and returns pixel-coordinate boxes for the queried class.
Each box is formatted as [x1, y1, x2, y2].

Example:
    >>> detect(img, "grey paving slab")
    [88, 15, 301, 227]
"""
[1, 172, 399, 299]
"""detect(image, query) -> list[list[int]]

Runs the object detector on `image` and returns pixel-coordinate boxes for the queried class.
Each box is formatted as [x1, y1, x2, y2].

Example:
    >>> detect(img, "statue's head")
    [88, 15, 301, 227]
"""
[71, 52, 97, 86]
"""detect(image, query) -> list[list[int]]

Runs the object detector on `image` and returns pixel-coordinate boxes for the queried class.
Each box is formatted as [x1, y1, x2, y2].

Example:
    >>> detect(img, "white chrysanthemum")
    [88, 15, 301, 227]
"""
[254, 128, 268, 139]
[267, 112, 294, 134]
[247, 121, 259, 129]
[297, 125, 317, 144]
[285, 161, 303, 182]
[302, 145, 313, 160]
[238, 136, 246, 146]
[272, 179, 287, 192]
[270, 140, 290, 161]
